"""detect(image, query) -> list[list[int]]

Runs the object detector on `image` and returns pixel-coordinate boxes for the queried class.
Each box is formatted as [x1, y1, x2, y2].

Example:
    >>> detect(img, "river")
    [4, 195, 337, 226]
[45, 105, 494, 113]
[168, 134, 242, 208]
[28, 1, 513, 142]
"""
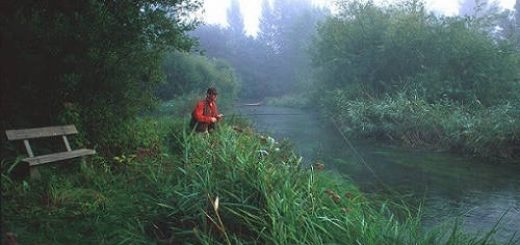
[234, 105, 520, 243]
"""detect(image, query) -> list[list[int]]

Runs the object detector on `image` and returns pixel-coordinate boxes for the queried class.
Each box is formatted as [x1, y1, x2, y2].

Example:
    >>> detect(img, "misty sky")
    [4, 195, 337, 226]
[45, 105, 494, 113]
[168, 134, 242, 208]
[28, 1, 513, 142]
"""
[202, 0, 516, 36]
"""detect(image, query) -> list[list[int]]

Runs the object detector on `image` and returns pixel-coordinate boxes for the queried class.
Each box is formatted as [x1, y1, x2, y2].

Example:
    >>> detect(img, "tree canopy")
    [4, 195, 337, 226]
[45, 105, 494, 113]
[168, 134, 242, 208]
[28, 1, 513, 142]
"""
[1, 0, 201, 152]
[310, 0, 520, 105]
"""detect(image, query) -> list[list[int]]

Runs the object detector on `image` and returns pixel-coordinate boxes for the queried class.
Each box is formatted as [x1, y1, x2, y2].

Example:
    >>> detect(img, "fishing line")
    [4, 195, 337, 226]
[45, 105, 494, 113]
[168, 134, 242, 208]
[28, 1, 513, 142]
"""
[329, 117, 385, 184]
[235, 113, 306, 116]
[232, 110, 404, 195]
[235, 109, 430, 217]
[233, 111, 384, 181]
[329, 117, 407, 198]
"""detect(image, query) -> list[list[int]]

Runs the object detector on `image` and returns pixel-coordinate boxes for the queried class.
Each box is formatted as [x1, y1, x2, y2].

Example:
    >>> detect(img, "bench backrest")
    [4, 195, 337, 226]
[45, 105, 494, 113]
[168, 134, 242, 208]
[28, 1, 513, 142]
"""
[5, 125, 95, 177]
[6, 125, 78, 140]
[6, 125, 79, 158]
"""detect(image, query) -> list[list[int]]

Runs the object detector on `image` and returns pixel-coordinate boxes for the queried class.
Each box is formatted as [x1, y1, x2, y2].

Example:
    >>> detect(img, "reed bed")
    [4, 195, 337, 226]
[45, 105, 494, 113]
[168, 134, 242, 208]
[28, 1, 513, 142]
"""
[323, 90, 520, 162]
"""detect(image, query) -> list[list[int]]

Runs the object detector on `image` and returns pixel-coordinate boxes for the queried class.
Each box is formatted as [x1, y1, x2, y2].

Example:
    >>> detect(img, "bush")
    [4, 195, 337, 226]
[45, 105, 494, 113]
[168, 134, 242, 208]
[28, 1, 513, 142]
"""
[157, 51, 240, 108]
[311, 0, 520, 105]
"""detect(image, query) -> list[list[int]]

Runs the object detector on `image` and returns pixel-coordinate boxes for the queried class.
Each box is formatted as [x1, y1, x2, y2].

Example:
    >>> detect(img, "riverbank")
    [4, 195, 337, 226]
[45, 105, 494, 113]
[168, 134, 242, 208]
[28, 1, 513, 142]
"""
[318, 91, 520, 163]
[241, 103, 520, 242]
[268, 91, 520, 163]
[1, 115, 508, 243]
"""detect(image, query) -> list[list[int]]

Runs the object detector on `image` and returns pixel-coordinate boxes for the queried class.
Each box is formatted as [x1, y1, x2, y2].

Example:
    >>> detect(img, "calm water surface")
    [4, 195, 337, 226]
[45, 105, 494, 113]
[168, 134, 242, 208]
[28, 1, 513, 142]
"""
[234, 105, 520, 243]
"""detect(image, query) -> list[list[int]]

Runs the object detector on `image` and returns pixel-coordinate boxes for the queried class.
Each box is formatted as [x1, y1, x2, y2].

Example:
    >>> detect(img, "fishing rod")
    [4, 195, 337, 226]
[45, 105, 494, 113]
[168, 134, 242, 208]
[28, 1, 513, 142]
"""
[233, 113, 306, 116]
[227, 113, 333, 121]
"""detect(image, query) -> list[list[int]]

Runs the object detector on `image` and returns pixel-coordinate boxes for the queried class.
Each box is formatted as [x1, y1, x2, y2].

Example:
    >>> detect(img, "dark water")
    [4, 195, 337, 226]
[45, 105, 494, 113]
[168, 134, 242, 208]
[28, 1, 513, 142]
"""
[234, 105, 520, 243]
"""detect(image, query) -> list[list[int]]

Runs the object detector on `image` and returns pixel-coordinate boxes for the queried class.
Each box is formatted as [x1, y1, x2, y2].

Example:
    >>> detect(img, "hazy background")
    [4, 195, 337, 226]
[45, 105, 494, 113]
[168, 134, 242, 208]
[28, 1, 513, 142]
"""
[189, 0, 519, 100]
[202, 0, 516, 36]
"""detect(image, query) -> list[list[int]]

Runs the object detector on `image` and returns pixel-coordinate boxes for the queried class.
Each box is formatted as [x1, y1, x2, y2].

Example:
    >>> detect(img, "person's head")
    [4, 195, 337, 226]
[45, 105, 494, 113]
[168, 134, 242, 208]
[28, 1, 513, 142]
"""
[206, 87, 218, 102]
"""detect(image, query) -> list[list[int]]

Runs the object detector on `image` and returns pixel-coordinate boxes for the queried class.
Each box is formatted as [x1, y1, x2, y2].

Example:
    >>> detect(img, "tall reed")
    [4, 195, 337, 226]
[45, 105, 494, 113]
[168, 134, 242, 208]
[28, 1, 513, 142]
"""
[323, 89, 520, 162]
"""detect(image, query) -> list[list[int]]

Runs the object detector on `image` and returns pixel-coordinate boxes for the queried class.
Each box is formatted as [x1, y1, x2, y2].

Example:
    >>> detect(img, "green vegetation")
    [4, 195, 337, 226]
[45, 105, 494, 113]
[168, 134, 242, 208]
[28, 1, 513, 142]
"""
[310, 0, 520, 161]
[320, 90, 520, 160]
[2, 115, 510, 244]
[191, 0, 326, 100]
[2, 0, 518, 243]
[158, 51, 240, 108]
[0, 0, 201, 154]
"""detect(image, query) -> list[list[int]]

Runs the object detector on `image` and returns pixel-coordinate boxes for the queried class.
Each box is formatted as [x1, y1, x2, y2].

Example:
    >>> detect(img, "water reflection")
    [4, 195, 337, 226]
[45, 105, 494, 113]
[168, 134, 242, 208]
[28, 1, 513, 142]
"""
[235, 105, 520, 242]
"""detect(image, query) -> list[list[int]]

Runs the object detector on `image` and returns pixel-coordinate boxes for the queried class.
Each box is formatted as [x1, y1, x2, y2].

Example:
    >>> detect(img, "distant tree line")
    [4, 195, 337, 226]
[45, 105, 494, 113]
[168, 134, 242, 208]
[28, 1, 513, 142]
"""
[191, 0, 328, 100]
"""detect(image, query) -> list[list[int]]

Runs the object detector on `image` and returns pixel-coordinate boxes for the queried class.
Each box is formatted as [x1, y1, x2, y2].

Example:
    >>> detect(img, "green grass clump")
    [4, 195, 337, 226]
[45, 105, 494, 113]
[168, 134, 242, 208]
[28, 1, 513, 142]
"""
[1, 117, 509, 244]
[323, 90, 520, 162]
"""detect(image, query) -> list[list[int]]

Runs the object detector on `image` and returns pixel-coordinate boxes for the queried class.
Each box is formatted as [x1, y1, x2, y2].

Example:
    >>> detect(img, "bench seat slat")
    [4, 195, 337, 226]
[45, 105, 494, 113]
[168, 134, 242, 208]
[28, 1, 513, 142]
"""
[6, 125, 78, 140]
[23, 149, 96, 166]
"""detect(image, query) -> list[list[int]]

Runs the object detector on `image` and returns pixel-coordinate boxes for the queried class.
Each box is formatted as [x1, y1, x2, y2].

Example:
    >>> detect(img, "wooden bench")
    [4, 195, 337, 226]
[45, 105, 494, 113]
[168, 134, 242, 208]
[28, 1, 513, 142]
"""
[5, 125, 96, 177]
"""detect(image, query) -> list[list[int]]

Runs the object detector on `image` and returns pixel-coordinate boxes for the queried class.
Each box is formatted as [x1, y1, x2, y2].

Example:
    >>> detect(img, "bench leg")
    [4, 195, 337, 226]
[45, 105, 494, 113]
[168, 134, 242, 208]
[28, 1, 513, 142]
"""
[29, 167, 41, 180]
[80, 158, 88, 171]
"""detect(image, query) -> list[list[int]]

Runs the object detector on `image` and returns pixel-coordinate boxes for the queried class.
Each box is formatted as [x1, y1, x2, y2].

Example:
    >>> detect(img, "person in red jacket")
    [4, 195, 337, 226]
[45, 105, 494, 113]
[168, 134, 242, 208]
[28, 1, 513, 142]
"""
[190, 87, 223, 132]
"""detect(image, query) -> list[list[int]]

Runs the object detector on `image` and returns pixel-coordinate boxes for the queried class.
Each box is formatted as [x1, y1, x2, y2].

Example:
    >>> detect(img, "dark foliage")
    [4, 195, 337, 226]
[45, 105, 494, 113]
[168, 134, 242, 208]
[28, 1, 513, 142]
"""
[0, 0, 201, 155]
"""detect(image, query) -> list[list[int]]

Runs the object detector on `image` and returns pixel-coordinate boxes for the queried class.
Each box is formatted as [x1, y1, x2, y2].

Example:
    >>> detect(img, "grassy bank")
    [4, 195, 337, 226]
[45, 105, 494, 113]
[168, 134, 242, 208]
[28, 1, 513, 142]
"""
[1, 116, 510, 244]
[319, 90, 520, 163]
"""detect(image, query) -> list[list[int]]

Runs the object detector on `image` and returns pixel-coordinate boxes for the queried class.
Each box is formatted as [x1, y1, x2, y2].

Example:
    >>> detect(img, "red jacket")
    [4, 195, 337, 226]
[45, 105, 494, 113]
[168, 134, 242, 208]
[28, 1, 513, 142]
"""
[192, 99, 219, 124]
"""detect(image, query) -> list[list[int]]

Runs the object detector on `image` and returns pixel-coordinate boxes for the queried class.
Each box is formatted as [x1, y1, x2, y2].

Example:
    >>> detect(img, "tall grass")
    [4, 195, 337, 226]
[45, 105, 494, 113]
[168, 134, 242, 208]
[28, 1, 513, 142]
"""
[321, 89, 520, 162]
[1, 117, 510, 243]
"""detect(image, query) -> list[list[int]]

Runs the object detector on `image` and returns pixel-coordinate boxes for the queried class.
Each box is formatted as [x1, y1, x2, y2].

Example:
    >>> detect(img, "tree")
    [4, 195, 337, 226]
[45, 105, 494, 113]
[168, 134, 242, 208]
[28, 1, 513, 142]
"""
[0, 0, 202, 153]
[485, 0, 520, 47]
[516, 0, 520, 18]
[191, 0, 327, 99]
[227, 0, 246, 37]
[256, 0, 326, 96]
[459, 0, 479, 16]
[311, 0, 519, 104]
[458, 0, 503, 35]
[513, 0, 520, 48]
[513, 0, 520, 35]
[157, 51, 239, 107]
